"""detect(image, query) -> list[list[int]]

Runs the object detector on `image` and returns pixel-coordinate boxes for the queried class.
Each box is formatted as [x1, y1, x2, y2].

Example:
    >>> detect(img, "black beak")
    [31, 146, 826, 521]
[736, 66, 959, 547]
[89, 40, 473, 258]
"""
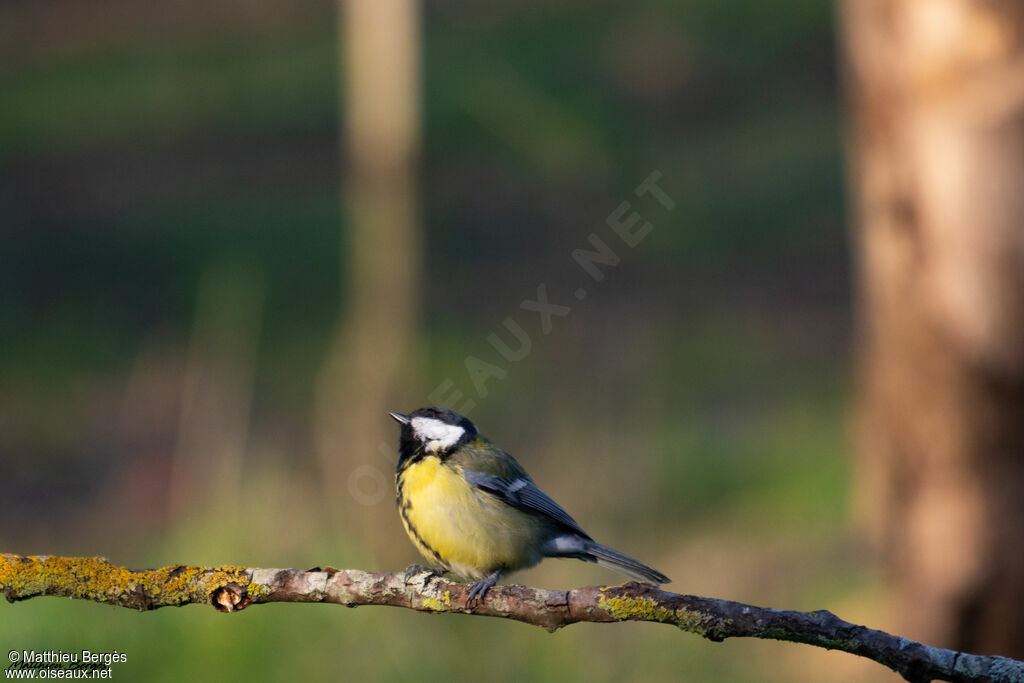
[388, 411, 410, 425]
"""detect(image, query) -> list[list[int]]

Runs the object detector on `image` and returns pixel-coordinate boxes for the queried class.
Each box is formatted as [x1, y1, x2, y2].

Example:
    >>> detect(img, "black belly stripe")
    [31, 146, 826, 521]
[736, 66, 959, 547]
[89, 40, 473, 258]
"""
[396, 467, 446, 567]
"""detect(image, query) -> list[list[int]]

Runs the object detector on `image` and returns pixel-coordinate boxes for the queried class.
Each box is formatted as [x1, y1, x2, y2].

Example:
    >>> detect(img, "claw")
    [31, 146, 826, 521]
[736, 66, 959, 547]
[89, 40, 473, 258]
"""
[466, 569, 501, 607]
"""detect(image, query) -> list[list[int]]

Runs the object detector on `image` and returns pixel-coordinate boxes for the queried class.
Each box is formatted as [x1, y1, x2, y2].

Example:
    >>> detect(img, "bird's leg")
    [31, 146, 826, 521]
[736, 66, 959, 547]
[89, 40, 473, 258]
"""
[404, 563, 447, 585]
[466, 569, 502, 605]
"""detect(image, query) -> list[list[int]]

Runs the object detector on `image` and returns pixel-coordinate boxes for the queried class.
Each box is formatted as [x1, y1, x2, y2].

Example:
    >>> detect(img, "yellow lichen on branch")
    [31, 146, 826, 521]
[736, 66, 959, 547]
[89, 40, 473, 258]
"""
[596, 589, 732, 641]
[0, 554, 252, 611]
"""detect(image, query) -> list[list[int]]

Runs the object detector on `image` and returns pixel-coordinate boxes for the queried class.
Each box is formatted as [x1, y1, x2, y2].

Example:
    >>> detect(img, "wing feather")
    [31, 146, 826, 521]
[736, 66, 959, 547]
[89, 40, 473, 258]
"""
[463, 470, 591, 539]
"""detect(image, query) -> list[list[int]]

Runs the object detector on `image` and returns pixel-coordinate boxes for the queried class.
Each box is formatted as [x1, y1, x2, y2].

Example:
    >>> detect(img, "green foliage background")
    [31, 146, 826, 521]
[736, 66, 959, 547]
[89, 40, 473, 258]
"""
[0, 1, 882, 680]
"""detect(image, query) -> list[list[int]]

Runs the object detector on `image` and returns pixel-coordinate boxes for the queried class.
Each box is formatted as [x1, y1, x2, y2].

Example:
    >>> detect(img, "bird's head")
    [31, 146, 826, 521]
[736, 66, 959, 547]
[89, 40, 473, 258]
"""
[390, 407, 478, 463]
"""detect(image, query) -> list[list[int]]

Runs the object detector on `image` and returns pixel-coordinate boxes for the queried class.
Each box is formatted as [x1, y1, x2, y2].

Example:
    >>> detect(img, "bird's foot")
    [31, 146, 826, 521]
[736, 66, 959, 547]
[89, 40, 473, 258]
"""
[466, 569, 502, 607]
[404, 563, 447, 585]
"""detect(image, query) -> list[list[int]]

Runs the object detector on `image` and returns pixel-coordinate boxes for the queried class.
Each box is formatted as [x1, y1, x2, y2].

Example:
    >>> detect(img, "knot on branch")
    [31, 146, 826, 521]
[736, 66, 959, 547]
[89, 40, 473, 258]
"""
[211, 583, 250, 612]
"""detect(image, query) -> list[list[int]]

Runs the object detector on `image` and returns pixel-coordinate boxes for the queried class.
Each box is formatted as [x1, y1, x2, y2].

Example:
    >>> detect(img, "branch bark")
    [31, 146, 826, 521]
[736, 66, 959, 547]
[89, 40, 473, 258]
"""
[2, 554, 1021, 683]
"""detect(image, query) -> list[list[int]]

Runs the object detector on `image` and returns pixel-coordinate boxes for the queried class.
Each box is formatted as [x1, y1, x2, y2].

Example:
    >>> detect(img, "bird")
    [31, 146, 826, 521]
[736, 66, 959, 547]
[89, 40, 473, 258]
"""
[390, 406, 669, 601]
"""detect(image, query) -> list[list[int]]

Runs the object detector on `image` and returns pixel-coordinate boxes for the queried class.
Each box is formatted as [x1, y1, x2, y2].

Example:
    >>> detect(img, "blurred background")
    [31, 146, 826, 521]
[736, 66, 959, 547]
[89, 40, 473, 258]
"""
[3, 0, 1022, 681]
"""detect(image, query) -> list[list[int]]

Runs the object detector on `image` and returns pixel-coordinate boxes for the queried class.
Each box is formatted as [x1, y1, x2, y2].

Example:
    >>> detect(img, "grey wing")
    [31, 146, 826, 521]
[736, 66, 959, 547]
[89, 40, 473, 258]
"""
[463, 469, 591, 539]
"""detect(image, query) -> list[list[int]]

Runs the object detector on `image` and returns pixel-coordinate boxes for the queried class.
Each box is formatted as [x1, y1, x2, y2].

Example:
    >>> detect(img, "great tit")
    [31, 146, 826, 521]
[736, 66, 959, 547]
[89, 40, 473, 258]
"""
[390, 407, 669, 601]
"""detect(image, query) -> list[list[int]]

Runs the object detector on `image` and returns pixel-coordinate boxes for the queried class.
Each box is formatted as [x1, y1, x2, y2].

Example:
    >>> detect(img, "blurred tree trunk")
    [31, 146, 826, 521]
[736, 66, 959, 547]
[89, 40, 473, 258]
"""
[842, 0, 1024, 657]
[171, 263, 263, 527]
[316, 0, 421, 556]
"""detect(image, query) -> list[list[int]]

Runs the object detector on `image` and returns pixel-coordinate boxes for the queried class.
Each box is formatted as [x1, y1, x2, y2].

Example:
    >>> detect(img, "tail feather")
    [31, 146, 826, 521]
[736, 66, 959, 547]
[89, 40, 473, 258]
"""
[583, 541, 670, 584]
[544, 535, 669, 584]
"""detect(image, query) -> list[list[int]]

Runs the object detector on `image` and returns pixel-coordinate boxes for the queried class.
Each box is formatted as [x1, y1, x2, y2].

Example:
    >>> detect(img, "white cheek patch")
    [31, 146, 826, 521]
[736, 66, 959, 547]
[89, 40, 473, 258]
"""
[410, 417, 465, 452]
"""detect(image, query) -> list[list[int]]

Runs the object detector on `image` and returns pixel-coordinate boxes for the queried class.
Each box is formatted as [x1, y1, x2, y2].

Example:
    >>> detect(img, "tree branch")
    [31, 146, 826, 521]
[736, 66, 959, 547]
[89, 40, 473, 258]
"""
[2, 554, 1020, 683]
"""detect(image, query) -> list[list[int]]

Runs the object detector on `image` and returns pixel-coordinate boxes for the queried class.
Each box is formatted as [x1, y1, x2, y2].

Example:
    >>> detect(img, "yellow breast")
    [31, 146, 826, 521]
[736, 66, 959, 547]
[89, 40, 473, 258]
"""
[397, 456, 542, 579]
